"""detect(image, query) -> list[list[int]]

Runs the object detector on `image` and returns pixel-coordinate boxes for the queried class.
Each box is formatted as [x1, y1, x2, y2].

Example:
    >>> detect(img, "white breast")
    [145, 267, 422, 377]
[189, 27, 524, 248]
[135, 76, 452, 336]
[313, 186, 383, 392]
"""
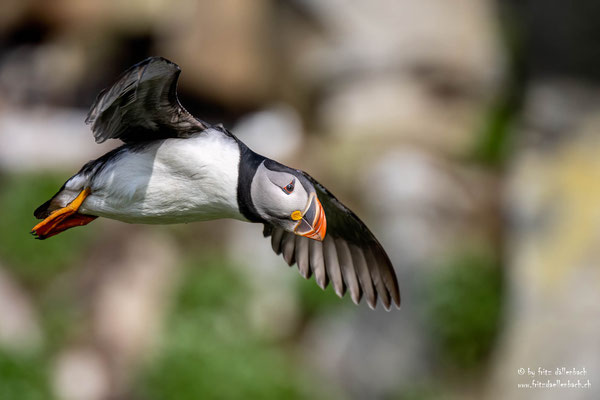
[76, 130, 243, 224]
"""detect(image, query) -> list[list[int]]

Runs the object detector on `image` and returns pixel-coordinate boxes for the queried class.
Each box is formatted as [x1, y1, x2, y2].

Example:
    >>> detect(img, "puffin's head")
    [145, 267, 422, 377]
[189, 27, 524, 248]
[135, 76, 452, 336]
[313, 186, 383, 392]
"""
[250, 160, 327, 241]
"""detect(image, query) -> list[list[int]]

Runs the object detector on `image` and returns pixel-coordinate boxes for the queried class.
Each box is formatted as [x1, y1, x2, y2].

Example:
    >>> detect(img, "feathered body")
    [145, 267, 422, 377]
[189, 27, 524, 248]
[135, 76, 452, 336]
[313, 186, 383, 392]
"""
[32, 57, 401, 310]
[46, 130, 242, 224]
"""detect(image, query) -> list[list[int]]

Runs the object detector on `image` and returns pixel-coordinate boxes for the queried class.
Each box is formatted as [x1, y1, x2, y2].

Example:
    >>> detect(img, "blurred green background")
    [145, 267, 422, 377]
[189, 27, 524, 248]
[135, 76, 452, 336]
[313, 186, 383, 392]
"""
[1, 1, 599, 399]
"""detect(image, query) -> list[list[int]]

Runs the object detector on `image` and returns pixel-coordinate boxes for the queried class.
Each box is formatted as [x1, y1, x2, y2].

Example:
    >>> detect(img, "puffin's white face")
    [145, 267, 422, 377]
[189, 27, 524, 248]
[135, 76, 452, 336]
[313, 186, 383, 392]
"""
[250, 161, 326, 240]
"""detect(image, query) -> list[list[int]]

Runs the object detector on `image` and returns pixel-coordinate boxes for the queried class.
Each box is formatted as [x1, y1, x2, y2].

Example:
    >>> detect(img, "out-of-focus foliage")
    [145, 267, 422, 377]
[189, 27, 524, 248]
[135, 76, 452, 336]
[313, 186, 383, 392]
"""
[136, 256, 329, 400]
[472, 93, 516, 167]
[38, 280, 84, 354]
[396, 381, 443, 400]
[0, 350, 54, 400]
[296, 275, 347, 316]
[423, 251, 502, 369]
[0, 174, 94, 287]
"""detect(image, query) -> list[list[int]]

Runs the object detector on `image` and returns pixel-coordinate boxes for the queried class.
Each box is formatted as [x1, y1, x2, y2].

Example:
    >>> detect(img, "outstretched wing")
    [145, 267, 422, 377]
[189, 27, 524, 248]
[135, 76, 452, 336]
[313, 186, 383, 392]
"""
[263, 172, 400, 310]
[86, 57, 207, 143]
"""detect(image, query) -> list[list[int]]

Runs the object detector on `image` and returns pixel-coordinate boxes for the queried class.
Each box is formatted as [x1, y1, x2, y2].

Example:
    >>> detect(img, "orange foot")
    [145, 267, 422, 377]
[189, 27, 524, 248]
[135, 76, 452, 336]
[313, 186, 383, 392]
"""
[31, 188, 97, 240]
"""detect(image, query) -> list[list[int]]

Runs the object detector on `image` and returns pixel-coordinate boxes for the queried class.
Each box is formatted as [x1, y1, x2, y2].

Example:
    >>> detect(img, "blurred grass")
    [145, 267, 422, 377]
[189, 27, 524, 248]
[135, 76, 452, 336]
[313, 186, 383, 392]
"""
[0, 173, 95, 288]
[296, 274, 348, 316]
[0, 350, 54, 400]
[472, 94, 515, 166]
[0, 172, 337, 399]
[38, 281, 86, 354]
[472, 1, 526, 168]
[0, 172, 97, 398]
[423, 250, 502, 369]
[396, 381, 443, 400]
[136, 255, 331, 400]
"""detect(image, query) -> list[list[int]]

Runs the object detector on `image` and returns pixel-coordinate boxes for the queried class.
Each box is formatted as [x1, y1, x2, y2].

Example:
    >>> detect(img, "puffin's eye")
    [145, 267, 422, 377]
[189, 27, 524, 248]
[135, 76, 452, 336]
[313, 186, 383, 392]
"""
[283, 179, 295, 194]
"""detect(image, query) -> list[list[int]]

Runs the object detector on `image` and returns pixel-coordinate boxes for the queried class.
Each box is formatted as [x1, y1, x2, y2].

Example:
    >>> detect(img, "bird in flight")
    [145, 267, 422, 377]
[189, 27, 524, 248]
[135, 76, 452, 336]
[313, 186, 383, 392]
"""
[31, 57, 400, 310]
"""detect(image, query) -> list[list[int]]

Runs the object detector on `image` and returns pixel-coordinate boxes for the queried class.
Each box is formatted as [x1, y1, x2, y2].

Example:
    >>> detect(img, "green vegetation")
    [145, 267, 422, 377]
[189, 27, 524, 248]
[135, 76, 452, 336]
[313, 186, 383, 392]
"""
[0, 171, 505, 398]
[136, 256, 330, 400]
[472, 94, 516, 166]
[296, 273, 347, 316]
[0, 172, 334, 399]
[0, 173, 95, 396]
[423, 251, 503, 369]
[396, 381, 444, 400]
[471, 2, 526, 168]
[0, 173, 95, 287]
[0, 350, 54, 400]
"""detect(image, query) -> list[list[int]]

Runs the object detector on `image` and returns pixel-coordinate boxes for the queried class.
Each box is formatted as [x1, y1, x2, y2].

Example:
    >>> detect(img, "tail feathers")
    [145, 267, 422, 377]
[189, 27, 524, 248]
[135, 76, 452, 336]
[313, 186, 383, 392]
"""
[33, 185, 76, 219]
[34, 198, 54, 219]
[34, 188, 64, 219]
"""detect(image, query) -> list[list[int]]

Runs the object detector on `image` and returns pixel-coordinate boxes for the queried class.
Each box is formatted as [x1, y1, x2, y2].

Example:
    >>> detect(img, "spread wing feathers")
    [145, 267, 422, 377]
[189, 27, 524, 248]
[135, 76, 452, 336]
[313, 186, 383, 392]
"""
[262, 173, 400, 310]
[85, 56, 207, 143]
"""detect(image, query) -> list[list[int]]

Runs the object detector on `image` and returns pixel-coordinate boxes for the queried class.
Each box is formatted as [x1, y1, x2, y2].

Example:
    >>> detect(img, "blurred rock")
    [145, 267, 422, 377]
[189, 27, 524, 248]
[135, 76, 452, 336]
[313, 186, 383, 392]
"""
[0, 0, 33, 35]
[35, 0, 169, 32]
[301, 146, 498, 400]
[156, 0, 275, 106]
[295, 0, 504, 155]
[53, 347, 110, 400]
[298, 0, 502, 81]
[0, 39, 89, 106]
[87, 226, 179, 396]
[361, 147, 496, 268]
[233, 104, 304, 161]
[226, 220, 301, 340]
[0, 266, 42, 353]
[317, 72, 489, 154]
[225, 104, 309, 340]
[0, 107, 117, 172]
[520, 79, 600, 150]
[487, 79, 600, 399]
[303, 308, 432, 400]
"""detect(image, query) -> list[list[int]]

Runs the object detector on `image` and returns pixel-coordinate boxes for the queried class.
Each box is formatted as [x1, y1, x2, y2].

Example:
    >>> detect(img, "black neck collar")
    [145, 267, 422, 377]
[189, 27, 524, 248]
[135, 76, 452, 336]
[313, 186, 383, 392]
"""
[236, 140, 266, 223]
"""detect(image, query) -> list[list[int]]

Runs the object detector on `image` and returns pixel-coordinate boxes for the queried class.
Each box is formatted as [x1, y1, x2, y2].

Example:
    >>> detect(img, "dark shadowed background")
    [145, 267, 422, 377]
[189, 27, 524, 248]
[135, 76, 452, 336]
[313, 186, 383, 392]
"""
[1, 1, 599, 399]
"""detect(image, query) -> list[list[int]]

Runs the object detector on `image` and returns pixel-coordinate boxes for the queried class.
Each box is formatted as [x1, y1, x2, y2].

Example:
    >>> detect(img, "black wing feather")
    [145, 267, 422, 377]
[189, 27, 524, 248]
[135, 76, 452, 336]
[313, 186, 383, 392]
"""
[85, 57, 207, 143]
[263, 172, 401, 310]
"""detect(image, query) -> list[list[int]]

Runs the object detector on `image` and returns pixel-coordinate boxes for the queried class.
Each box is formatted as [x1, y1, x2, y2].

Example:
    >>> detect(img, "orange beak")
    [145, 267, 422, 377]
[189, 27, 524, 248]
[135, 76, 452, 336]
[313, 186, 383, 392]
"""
[294, 193, 327, 241]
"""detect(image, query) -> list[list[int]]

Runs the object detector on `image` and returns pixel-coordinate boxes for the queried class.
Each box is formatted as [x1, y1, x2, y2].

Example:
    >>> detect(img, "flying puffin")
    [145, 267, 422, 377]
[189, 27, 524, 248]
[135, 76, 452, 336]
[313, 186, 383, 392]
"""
[31, 57, 400, 310]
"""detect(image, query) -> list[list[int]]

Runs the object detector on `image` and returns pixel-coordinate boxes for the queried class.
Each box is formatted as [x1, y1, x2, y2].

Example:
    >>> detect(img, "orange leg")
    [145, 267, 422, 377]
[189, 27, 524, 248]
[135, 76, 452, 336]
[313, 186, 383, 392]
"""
[31, 188, 97, 240]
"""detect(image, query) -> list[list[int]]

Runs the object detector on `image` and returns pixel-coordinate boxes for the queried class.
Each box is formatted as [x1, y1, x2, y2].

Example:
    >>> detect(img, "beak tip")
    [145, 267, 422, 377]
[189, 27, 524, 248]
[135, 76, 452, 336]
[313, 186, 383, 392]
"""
[295, 193, 327, 241]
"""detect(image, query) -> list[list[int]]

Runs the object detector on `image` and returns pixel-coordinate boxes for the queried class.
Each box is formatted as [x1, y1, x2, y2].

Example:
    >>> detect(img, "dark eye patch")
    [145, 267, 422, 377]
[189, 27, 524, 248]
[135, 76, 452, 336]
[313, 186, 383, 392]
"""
[282, 179, 295, 194]
[263, 159, 314, 194]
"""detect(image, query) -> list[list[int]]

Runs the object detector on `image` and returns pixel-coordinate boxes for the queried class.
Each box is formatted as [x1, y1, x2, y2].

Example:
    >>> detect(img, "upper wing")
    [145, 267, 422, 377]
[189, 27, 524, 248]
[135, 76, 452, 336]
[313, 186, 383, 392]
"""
[263, 172, 400, 310]
[85, 57, 208, 143]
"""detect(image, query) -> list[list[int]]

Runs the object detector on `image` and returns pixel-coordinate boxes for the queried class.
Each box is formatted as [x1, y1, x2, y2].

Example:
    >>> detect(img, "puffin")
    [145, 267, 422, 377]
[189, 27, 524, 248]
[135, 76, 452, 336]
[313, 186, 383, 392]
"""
[31, 57, 400, 310]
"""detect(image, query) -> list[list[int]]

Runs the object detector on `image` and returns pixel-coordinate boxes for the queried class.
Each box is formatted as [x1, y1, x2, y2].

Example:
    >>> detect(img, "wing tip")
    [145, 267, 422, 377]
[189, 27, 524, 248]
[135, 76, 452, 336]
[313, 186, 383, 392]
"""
[84, 56, 182, 138]
[381, 280, 401, 311]
[33, 199, 51, 219]
[283, 255, 295, 266]
[381, 290, 401, 311]
[131, 56, 180, 73]
[350, 292, 361, 305]
[366, 298, 377, 310]
[263, 225, 402, 310]
[393, 291, 401, 309]
[315, 275, 327, 290]
[387, 277, 401, 309]
[380, 292, 401, 311]
[298, 267, 310, 280]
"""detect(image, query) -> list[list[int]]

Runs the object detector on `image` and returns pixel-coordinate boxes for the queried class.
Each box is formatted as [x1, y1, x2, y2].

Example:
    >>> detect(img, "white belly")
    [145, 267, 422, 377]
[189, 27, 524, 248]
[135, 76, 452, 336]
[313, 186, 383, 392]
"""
[76, 132, 243, 224]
